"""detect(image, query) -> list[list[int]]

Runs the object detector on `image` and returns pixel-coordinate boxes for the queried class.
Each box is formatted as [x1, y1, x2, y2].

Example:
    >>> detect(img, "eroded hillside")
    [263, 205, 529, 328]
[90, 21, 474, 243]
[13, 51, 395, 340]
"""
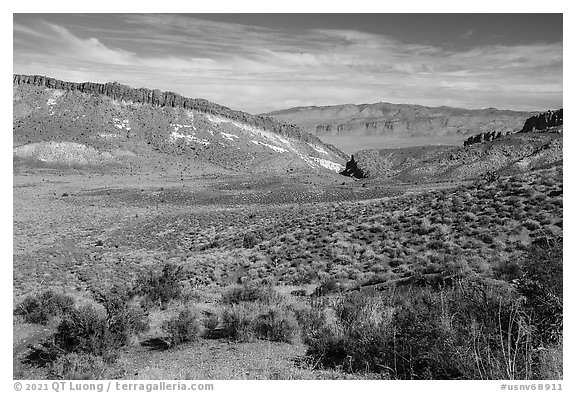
[13, 75, 346, 175]
[348, 132, 562, 182]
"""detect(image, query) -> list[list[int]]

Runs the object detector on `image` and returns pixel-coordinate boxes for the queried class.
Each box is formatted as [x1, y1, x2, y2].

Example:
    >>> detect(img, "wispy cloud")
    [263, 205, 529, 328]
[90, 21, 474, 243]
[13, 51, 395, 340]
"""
[460, 29, 476, 40]
[13, 14, 562, 113]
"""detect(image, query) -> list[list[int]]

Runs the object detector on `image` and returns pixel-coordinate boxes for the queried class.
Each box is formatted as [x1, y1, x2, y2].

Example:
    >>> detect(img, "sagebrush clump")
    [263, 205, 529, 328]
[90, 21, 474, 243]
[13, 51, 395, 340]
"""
[26, 286, 149, 372]
[162, 308, 203, 347]
[221, 284, 278, 304]
[15, 290, 75, 325]
[49, 352, 109, 380]
[301, 274, 561, 379]
[134, 263, 185, 309]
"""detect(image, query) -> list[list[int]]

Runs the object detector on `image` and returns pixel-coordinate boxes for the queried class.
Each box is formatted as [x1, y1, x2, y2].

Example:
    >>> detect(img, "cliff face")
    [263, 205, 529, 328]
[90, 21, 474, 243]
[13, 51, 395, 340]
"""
[13, 74, 345, 159]
[520, 109, 563, 133]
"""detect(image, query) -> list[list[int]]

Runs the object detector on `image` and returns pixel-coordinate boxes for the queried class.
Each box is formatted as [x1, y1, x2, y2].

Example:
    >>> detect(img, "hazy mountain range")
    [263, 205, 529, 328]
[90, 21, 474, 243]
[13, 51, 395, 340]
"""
[264, 103, 534, 153]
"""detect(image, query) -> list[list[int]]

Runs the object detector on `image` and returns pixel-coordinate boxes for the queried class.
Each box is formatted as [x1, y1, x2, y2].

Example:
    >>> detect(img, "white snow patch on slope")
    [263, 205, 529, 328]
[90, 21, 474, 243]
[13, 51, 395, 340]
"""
[46, 91, 64, 115]
[205, 114, 294, 149]
[99, 133, 121, 139]
[14, 142, 114, 164]
[205, 114, 340, 170]
[172, 123, 196, 132]
[251, 140, 289, 153]
[310, 157, 343, 172]
[112, 119, 131, 131]
[310, 144, 329, 155]
[220, 132, 239, 141]
[169, 130, 210, 146]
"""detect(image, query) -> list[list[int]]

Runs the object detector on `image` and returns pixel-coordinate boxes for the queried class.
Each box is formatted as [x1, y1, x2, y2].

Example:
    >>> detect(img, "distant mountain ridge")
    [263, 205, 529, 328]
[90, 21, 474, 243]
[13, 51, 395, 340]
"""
[264, 102, 534, 141]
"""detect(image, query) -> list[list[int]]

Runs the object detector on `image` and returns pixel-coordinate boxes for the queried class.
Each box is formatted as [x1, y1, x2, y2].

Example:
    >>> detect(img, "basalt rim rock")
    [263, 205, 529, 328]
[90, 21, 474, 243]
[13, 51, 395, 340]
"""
[340, 155, 369, 179]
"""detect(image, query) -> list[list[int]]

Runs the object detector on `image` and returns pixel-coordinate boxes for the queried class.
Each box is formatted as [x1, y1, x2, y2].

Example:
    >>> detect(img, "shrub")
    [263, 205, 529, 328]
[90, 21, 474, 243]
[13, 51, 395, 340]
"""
[494, 259, 521, 282]
[303, 292, 391, 374]
[162, 309, 202, 347]
[314, 277, 341, 296]
[202, 312, 220, 338]
[54, 304, 116, 360]
[220, 304, 257, 342]
[254, 306, 299, 343]
[517, 236, 563, 346]
[92, 285, 149, 347]
[221, 284, 277, 304]
[522, 219, 541, 231]
[15, 290, 75, 325]
[242, 232, 261, 248]
[537, 342, 563, 379]
[293, 302, 327, 344]
[44, 287, 149, 366]
[478, 232, 495, 244]
[426, 239, 446, 250]
[302, 279, 541, 379]
[135, 263, 184, 309]
[49, 352, 108, 380]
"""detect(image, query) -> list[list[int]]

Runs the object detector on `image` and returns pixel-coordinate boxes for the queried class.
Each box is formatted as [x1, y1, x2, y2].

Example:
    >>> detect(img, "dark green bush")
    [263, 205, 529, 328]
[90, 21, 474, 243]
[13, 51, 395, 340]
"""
[162, 309, 202, 347]
[15, 290, 75, 325]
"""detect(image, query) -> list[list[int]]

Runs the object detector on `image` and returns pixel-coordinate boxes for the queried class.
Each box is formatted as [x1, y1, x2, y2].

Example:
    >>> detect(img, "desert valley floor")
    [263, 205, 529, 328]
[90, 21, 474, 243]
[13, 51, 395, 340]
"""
[13, 164, 562, 379]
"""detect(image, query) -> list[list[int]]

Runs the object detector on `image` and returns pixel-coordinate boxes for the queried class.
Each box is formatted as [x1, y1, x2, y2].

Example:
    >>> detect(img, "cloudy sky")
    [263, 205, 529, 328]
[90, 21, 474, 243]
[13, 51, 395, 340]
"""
[13, 14, 562, 114]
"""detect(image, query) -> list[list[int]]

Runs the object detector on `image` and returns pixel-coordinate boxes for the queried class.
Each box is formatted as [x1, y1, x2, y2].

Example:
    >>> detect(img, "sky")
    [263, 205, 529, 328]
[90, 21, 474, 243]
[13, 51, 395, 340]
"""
[13, 13, 563, 114]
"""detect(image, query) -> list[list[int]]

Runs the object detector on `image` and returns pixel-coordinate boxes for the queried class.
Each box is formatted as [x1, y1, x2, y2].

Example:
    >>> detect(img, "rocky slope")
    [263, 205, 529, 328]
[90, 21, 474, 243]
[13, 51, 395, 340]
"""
[264, 103, 532, 141]
[463, 108, 562, 147]
[13, 75, 346, 174]
[342, 132, 562, 182]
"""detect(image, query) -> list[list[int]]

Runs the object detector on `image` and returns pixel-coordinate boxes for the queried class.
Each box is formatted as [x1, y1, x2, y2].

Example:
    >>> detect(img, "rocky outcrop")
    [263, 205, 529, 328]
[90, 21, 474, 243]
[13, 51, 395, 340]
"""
[520, 109, 563, 133]
[464, 109, 563, 146]
[463, 130, 511, 146]
[13, 74, 346, 158]
[340, 155, 368, 178]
